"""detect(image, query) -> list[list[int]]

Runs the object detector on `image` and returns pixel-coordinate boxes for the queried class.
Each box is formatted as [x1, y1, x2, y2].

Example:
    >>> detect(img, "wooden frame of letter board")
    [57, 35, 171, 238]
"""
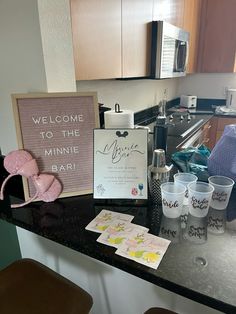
[12, 92, 100, 201]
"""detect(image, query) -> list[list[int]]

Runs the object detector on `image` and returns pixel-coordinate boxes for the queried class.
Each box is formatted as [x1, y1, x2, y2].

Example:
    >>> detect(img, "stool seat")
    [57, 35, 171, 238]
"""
[0, 258, 93, 314]
[144, 307, 177, 314]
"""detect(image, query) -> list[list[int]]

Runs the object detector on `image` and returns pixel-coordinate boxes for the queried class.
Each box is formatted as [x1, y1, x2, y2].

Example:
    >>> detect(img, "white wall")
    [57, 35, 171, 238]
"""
[76, 73, 236, 113]
[37, 0, 76, 92]
[178, 73, 236, 99]
[0, 0, 77, 155]
[0, 0, 47, 154]
[76, 78, 180, 112]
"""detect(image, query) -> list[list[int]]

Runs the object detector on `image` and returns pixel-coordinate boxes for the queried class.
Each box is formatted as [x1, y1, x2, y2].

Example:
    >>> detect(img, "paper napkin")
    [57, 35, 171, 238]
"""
[85, 209, 134, 233]
[116, 232, 170, 269]
[96, 219, 149, 248]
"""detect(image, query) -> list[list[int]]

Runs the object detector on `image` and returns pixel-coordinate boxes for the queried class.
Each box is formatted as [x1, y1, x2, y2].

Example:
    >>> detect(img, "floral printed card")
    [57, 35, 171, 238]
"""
[115, 232, 171, 269]
[96, 219, 149, 248]
[85, 209, 134, 233]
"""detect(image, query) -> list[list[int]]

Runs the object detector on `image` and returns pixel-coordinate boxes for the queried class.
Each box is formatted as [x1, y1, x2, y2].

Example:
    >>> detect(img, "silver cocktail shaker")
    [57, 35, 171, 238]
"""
[148, 149, 172, 204]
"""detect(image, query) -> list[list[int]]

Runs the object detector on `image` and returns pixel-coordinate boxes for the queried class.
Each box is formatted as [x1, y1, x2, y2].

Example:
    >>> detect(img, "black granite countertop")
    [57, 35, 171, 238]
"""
[1, 190, 236, 314]
[134, 98, 236, 125]
[168, 99, 236, 118]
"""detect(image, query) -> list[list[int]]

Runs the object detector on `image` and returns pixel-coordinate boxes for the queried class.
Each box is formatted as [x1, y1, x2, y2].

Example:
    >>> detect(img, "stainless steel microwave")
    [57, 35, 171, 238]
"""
[150, 21, 189, 79]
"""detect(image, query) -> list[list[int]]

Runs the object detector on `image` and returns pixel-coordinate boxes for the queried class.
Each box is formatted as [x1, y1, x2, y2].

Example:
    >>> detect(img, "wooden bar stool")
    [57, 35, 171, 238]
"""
[0, 258, 93, 314]
[144, 307, 177, 314]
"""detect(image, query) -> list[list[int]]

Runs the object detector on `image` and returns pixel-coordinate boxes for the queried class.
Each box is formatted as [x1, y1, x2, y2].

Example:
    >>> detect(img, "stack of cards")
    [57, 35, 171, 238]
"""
[97, 219, 149, 248]
[85, 209, 134, 233]
[85, 209, 170, 269]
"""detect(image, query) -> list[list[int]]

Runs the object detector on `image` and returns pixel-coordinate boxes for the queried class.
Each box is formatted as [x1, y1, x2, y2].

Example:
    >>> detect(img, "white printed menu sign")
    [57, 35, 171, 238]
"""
[93, 129, 148, 199]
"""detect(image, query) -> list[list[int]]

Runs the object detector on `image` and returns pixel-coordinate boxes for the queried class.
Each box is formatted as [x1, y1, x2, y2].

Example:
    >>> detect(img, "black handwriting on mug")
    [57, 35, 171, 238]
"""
[163, 198, 179, 208]
[212, 191, 227, 202]
[208, 216, 224, 230]
[191, 196, 208, 210]
[188, 226, 205, 239]
[161, 227, 177, 238]
[96, 140, 144, 164]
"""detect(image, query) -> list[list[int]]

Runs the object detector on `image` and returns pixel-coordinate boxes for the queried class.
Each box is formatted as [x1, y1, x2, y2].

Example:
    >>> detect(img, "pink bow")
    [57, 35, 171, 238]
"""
[0, 150, 62, 208]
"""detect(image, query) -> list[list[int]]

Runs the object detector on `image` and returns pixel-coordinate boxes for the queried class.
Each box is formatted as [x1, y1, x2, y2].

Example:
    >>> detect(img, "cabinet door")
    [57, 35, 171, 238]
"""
[70, 0, 122, 80]
[216, 117, 236, 144]
[207, 117, 218, 150]
[183, 0, 202, 73]
[217, 117, 236, 131]
[153, 0, 185, 28]
[122, 0, 153, 78]
[197, 0, 236, 73]
[208, 116, 236, 149]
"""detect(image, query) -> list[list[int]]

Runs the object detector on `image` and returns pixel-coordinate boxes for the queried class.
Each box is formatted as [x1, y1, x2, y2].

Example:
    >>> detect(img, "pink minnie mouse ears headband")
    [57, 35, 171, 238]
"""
[0, 150, 62, 208]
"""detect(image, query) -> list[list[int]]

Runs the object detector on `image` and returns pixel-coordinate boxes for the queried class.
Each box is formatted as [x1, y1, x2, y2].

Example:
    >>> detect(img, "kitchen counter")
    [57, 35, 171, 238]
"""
[168, 100, 236, 118]
[214, 111, 236, 118]
[1, 190, 236, 313]
[188, 106, 236, 118]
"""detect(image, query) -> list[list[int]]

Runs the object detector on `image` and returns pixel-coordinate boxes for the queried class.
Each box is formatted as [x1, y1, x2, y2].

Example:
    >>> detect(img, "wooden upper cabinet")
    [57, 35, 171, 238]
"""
[183, 0, 202, 73]
[70, 0, 152, 80]
[197, 0, 236, 73]
[122, 0, 153, 78]
[70, 0, 122, 80]
[70, 0, 202, 80]
[153, 0, 202, 73]
[153, 0, 185, 28]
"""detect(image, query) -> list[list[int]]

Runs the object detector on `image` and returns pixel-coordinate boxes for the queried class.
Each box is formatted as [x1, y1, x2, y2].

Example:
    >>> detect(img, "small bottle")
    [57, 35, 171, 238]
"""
[153, 90, 168, 152]
[153, 116, 168, 153]
[148, 149, 172, 204]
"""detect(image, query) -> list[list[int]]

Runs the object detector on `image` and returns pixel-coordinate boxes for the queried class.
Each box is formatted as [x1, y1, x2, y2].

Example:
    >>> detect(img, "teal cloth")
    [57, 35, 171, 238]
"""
[171, 145, 211, 181]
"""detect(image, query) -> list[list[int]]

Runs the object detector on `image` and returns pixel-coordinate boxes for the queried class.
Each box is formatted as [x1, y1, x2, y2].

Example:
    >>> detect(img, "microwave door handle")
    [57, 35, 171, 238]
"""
[175, 41, 189, 72]
[174, 42, 180, 71]
[183, 41, 189, 71]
